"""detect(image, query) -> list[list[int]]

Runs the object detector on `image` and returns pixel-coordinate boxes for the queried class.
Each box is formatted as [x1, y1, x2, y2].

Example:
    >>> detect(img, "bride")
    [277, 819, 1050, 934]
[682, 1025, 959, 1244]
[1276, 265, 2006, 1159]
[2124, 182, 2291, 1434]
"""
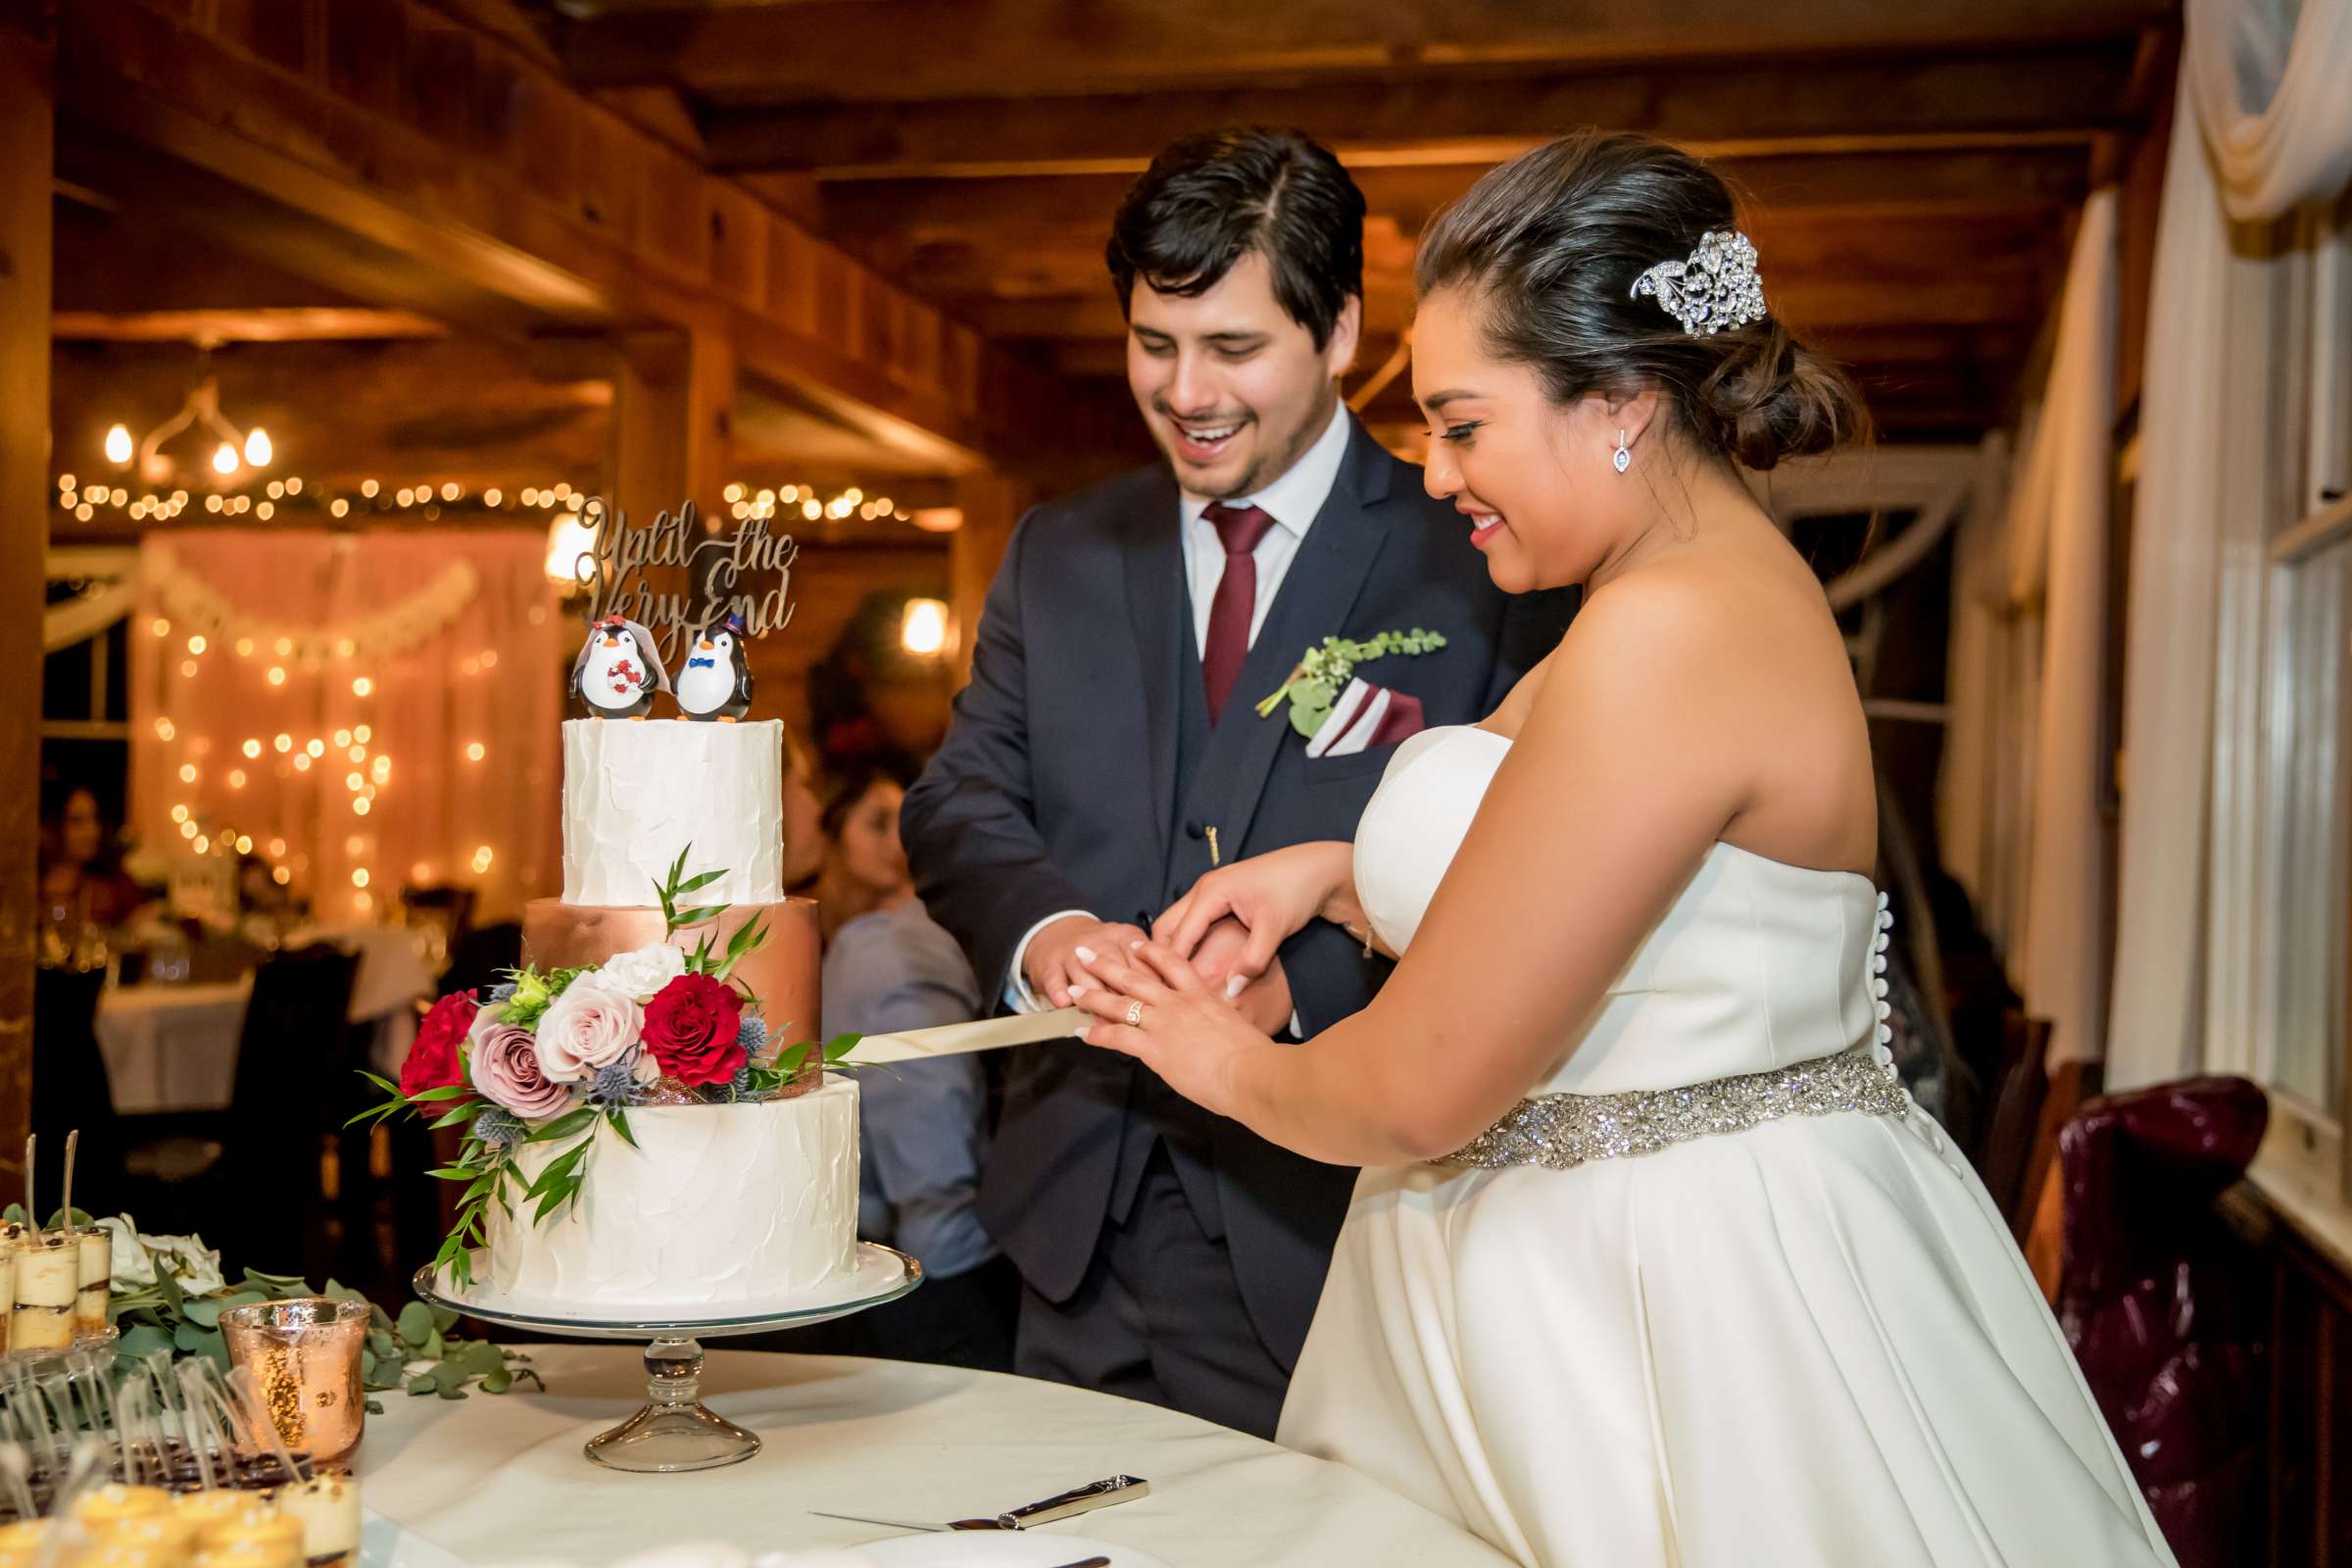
[1066, 131, 2177, 1567]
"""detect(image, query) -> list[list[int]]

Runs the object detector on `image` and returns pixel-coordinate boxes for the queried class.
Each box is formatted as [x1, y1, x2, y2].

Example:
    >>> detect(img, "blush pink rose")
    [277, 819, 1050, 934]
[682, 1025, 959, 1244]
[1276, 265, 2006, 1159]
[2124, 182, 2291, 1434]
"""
[469, 1017, 573, 1120]
[532, 975, 644, 1084]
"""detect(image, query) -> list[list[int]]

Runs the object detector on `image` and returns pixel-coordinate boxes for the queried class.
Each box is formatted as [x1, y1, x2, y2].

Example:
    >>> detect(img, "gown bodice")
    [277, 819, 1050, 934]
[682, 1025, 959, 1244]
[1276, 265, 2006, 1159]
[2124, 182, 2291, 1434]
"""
[1352, 724, 1886, 1098]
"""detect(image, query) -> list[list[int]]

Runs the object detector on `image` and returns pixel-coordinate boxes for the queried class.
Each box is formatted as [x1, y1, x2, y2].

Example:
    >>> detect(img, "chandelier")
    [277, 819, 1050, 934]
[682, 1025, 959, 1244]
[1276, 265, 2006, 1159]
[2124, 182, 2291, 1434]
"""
[104, 375, 273, 488]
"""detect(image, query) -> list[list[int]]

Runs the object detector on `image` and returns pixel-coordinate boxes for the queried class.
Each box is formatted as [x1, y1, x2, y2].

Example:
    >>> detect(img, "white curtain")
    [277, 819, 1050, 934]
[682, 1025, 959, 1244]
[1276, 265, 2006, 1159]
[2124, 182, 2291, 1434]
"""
[2107, 0, 2352, 1090]
[2014, 190, 2121, 1066]
[1936, 196, 2118, 1065]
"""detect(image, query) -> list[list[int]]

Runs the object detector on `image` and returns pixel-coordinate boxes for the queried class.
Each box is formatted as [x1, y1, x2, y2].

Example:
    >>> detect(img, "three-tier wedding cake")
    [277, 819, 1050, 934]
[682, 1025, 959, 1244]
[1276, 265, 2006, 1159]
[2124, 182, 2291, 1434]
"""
[475, 717, 858, 1313]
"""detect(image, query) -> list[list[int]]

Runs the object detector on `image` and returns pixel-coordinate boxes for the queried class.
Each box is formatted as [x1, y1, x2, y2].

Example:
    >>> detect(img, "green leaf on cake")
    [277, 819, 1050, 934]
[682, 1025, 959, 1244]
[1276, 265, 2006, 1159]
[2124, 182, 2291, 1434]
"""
[715, 912, 769, 980]
[606, 1107, 640, 1150]
[671, 869, 726, 897]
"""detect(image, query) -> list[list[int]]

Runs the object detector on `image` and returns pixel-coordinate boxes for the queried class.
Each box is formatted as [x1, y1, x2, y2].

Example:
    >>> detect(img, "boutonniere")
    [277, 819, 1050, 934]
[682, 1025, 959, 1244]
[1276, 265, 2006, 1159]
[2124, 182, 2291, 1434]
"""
[1255, 628, 1447, 739]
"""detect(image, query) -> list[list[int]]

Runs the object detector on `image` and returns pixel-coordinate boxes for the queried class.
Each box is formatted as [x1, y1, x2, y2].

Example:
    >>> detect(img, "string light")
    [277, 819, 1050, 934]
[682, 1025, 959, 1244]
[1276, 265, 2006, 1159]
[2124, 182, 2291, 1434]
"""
[178, 763, 198, 783]
[242, 739, 262, 758]
[465, 742, 485, 761]
[306, 739, 325, 758]
[227, 770, 246, 790]
[352, 676, 373, 698]
[170, 805, 189, 824]
[154, 718, 174, 740]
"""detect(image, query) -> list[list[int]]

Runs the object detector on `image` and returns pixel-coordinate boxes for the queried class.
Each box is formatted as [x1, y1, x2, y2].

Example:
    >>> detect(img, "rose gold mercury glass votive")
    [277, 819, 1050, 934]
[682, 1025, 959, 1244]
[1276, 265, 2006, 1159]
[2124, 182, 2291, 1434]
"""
[220, 1299, 371, 1466]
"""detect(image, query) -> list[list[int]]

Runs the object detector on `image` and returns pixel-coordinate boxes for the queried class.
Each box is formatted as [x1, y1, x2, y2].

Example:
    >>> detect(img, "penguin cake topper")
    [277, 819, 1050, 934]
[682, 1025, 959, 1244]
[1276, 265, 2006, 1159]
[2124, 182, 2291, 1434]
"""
[674, 612, 755, 722]
[570, 614, 670, 719]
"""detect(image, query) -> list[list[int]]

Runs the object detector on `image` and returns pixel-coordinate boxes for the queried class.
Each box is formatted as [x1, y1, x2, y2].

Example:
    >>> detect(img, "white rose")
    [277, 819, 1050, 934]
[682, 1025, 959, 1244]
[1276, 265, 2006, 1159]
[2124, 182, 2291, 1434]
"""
[144, 1230, 227, 1297]
[596, 943, 687, 1003]
[534, 974, 645, 1083]
[96, 1215, 158, 1288]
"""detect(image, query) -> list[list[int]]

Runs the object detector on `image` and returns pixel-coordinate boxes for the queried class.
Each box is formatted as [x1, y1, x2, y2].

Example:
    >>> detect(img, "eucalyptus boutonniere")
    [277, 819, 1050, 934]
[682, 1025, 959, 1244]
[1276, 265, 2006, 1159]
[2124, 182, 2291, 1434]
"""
[1255, 628, 1448, 738]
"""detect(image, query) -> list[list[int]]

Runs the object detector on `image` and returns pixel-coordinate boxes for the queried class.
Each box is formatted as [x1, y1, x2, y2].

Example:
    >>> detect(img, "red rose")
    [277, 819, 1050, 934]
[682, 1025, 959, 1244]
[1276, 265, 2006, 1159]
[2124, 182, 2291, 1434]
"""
[401, 989, 480, 1100]
[642, 973, 747, 1087]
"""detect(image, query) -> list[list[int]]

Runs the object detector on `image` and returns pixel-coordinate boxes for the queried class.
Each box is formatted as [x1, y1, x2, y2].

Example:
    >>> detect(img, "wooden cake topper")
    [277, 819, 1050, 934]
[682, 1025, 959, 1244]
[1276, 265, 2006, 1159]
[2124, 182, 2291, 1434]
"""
[557, 497, 796, 719]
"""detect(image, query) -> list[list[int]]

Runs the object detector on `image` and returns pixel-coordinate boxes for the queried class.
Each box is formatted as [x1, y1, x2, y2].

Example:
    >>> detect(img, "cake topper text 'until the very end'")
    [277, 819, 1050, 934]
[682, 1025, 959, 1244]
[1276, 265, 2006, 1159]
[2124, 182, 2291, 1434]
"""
[563, 498, 798, 665]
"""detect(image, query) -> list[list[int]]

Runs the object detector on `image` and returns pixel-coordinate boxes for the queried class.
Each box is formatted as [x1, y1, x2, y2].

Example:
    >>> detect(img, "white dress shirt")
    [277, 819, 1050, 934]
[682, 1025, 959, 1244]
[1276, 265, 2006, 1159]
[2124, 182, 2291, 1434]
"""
[1005, 400, 1354, 1012]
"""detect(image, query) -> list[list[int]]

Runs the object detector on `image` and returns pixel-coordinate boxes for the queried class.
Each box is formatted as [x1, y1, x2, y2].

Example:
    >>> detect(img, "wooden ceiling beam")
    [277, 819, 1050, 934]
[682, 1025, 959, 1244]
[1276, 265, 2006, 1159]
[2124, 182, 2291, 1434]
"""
[816, 149, 2092, 245]
[51, 308, 452, 343]
[706, 46, 2136, 177]
[972, 268, 2041, 341]
[551, 0, 2169, 98]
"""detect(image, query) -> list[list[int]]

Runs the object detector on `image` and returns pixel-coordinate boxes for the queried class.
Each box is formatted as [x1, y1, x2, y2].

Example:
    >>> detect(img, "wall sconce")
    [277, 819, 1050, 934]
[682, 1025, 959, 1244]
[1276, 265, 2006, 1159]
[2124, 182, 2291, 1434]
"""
[900, 598, 949, 658]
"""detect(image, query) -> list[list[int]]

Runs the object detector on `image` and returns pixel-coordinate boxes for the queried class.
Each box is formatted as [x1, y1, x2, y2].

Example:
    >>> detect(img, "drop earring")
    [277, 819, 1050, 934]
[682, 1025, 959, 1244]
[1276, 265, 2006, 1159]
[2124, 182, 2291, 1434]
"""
[1613, 429, 1632, 474]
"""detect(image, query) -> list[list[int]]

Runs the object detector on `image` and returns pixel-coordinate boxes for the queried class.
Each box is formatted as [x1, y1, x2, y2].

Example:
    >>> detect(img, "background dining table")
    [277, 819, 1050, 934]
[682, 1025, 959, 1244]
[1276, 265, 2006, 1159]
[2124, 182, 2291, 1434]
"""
[355, 1344, 1516, 1567]
[95, 923, 438, 1112]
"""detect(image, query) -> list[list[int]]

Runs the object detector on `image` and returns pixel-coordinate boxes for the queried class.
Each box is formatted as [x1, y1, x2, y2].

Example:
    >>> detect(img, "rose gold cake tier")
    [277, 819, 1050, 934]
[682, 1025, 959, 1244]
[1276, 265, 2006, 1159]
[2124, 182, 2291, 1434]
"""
[521, 898, 823, 1080]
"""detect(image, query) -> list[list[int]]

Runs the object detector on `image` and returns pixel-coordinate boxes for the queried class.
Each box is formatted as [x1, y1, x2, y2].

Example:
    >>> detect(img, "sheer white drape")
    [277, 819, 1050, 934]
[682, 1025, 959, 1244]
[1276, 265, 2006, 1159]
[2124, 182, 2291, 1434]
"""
[2107, 0, 2352, 1091]
[1938, 194, 2117, 1064]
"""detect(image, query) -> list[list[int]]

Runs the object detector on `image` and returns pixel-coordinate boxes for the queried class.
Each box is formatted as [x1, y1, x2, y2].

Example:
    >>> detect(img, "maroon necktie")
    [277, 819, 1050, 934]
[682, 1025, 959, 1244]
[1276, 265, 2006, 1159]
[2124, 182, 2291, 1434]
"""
[1200, 502, 1277, 724]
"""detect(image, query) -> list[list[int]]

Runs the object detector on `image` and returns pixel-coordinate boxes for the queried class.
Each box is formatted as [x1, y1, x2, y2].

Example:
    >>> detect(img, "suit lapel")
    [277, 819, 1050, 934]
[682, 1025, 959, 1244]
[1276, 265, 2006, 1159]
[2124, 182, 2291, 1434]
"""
[1121, 473, 1189, 876]
[1192, 417, 1396, 853]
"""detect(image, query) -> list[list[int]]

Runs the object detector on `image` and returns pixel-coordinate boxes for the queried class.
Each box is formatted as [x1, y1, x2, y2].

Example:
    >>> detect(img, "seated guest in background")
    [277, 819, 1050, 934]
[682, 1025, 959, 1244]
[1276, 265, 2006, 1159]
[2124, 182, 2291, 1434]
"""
[810, 762, 1016, 1369]
[40, 785, 144, 929]
[781, 725, 827, 892]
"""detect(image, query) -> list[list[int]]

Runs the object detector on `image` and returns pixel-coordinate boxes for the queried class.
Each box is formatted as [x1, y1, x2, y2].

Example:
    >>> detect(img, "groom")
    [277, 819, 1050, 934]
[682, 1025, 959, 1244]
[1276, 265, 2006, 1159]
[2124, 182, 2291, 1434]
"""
[902, 127, 1568, 1438]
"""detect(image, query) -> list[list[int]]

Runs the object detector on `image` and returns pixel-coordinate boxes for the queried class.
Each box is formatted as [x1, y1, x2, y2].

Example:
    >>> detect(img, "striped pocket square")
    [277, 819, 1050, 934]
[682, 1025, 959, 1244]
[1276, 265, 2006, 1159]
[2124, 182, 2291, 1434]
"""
[1303, 677, 1425, 759]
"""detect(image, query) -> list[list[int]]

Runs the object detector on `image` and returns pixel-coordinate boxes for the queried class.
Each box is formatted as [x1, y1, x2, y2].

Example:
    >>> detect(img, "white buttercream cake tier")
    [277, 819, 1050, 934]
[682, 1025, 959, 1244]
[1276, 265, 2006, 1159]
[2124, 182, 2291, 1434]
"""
[484, 1075, 858, 1313]
[562, 717, 785, 907]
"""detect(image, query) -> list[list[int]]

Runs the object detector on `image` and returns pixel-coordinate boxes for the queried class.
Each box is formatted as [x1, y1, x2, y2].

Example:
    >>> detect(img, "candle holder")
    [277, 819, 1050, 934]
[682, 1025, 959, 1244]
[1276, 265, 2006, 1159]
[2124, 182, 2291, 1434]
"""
[219, 1298, 370, 1466]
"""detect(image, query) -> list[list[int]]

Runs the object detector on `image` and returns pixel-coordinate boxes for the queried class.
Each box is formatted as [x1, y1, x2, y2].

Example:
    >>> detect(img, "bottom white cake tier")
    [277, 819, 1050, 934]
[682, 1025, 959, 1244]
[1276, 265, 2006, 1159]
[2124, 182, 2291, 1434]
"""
[484, 1075, 858, 1313]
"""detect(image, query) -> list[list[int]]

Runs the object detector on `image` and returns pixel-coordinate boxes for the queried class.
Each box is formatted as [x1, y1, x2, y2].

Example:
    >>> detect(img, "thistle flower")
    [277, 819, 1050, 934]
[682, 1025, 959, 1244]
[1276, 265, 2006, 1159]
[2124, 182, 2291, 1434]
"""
[473, 1107, 523, 1149]
[588, 1058, 641, 1107]
[736, 1015, 769, 1061]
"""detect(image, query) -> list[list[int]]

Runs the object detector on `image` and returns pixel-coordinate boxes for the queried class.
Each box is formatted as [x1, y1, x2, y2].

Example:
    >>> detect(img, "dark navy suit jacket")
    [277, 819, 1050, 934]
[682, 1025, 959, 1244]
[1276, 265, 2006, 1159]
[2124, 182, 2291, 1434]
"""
[902, 415, 1571, 1368]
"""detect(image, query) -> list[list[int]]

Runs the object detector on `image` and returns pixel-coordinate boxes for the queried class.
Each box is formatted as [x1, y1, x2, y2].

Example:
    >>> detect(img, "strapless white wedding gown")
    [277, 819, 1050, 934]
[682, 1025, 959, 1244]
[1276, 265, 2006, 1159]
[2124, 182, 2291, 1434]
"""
[1277, 727, 2176, 1567]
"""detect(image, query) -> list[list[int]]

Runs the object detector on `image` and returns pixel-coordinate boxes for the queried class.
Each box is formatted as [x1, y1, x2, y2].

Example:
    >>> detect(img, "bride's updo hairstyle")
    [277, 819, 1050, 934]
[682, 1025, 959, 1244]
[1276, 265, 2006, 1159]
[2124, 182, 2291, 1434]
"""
[1415, 130, 1869, 470]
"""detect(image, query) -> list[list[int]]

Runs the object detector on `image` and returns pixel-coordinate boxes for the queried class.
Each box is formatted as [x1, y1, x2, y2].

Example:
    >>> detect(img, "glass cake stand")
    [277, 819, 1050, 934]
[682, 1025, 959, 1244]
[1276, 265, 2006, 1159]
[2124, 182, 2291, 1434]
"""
[413, 1244, 920, 1473]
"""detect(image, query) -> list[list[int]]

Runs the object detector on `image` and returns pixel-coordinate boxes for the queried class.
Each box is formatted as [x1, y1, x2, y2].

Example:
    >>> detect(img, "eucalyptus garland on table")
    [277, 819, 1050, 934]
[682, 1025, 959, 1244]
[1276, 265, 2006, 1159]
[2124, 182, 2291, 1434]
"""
[1256, 628, 1449, 737]
[352, 847, 859, 1290]
[1, 1207, 534, 1412]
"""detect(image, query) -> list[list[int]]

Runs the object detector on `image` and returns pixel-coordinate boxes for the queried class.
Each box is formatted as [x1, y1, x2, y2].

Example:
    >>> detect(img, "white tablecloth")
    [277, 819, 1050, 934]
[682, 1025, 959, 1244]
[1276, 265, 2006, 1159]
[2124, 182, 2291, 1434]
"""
[95, 978, 250, 1113]
[356, 1346, 1512, 1568]
[97, 927, 439, 1112]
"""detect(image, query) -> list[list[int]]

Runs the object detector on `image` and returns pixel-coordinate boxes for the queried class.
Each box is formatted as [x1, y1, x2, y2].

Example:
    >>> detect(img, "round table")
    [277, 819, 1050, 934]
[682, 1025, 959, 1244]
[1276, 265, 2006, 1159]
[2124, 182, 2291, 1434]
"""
[355, 1345, 1513, 1567]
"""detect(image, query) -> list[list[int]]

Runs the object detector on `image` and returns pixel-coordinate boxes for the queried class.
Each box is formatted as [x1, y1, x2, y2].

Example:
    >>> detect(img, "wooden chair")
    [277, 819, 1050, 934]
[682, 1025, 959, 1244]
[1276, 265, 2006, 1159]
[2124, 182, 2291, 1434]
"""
[117, 944, 359, 1279]
[1970, 1008, 2052, 1226]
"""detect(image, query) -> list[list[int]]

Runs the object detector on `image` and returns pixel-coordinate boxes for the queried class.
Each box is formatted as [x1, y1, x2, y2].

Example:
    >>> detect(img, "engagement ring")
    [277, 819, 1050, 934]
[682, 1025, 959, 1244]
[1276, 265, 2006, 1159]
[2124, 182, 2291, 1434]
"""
[1124, 1001, 1145, 1028]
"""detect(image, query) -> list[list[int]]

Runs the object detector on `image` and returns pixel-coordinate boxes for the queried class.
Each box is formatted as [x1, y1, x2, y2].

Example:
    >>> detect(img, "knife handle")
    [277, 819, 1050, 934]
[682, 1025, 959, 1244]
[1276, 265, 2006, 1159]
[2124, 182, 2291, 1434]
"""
[1000, 1475, 1150, 1529]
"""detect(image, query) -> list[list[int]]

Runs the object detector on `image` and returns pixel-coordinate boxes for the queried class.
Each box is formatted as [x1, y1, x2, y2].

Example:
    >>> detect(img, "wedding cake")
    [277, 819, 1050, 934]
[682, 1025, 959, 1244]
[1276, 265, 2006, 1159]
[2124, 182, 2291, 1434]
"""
[468, 716, 857, 1313]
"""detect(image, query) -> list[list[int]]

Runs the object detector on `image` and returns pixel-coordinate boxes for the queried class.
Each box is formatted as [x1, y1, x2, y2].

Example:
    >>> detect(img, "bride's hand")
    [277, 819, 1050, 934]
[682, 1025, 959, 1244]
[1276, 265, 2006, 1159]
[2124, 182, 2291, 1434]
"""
[1069, 939, 1269, 1120]
[1155, 841, 1353, 986]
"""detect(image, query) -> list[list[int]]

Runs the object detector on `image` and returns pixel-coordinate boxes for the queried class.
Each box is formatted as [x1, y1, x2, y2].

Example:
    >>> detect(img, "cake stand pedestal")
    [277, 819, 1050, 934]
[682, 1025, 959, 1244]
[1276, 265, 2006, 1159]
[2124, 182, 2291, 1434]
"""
[413, 1243, 920, 1473]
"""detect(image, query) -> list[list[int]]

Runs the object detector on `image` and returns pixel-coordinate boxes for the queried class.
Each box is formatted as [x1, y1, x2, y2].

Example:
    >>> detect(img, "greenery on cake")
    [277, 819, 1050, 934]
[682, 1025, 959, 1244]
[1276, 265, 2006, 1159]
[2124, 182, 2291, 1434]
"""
[352, 847, 858, 1289]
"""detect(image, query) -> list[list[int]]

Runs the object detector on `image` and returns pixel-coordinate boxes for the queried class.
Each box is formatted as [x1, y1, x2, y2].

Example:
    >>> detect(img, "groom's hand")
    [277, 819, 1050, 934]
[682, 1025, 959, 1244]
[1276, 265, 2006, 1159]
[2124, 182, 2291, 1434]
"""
[1024, 914, 1148, 1008]
[1193, 917, 1295, 1037]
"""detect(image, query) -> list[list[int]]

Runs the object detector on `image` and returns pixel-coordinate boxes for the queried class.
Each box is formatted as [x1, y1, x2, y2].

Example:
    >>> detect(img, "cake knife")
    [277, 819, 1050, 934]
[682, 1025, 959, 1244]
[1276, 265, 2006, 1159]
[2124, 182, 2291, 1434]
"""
[843, 1005, 1093, 1063]
[808, 1473, 1149, 1532]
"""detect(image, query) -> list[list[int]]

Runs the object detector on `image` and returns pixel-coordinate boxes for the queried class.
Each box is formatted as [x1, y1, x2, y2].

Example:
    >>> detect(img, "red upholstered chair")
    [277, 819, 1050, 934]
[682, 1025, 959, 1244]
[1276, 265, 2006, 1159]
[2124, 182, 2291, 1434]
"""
[2055, 1076, 2269, 1568]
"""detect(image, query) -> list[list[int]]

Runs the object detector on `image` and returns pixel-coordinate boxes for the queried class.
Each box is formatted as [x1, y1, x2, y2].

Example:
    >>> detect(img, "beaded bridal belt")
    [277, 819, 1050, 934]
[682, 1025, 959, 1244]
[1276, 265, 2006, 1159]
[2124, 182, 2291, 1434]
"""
[1434, 1043, 1911, 1172]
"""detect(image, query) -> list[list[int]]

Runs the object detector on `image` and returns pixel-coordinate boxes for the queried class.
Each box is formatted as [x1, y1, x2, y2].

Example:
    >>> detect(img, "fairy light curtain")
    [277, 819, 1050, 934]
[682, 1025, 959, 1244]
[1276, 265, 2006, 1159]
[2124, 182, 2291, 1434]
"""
[129, 529, 564, 924]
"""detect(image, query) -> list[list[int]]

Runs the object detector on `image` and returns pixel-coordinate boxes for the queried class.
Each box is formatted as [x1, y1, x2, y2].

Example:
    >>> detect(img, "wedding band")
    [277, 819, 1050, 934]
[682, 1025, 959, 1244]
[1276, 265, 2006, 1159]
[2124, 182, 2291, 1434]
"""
[1124, 1001, 1146, 1028]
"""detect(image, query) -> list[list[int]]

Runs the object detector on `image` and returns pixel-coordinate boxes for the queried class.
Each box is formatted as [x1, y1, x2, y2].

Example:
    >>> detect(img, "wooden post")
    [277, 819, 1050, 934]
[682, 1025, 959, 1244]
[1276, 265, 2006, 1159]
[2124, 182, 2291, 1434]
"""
[612, 328, 736, 528]
[0, 9, 53, 1209]
[949, 472, 1037, 683]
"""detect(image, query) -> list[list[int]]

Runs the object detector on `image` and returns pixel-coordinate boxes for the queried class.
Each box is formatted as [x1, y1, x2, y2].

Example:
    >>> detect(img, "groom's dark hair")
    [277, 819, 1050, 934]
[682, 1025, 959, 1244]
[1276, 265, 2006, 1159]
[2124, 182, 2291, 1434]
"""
[1106, 127, 1365, 350]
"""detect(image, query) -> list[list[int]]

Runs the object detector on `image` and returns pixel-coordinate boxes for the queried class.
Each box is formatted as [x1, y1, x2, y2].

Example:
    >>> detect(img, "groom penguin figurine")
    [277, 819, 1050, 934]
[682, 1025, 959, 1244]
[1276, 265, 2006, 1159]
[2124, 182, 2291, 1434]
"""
[675, 612, 755, 721]
[902, 127, 1571, 1439]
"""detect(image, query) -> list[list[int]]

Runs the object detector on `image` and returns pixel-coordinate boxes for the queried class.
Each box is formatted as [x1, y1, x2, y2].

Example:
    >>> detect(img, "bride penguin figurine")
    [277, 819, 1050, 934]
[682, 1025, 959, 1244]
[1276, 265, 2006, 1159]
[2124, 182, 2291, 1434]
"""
[674, 612, 754, 722]
[570, 615, 669, 719]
